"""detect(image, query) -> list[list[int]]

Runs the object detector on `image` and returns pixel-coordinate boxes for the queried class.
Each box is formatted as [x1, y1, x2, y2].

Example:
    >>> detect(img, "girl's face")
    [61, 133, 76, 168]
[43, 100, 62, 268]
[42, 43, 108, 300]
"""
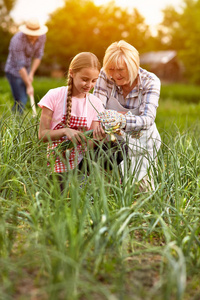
[70, 67, 99, 98]
[107, 59, 129, 86]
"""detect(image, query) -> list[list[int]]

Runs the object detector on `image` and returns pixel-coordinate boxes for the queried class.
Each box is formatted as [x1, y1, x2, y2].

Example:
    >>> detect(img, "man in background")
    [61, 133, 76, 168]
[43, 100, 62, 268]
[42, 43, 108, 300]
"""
[5, 18, 48, 114]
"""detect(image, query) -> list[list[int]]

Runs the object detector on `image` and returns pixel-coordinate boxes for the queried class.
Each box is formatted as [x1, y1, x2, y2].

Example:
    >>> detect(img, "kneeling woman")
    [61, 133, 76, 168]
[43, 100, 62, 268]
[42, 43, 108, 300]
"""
[93, 40, 161, 190]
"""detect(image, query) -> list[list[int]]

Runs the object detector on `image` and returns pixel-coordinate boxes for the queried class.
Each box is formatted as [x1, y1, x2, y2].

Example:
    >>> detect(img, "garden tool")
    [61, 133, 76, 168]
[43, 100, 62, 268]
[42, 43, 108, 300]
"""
[30, 94, 37, 117]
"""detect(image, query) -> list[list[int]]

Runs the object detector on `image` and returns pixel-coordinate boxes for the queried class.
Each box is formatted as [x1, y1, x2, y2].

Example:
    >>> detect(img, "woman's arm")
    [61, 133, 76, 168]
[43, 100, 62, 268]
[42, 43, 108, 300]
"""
[38, 107, 86, 144]
[125, 75, 161, 132]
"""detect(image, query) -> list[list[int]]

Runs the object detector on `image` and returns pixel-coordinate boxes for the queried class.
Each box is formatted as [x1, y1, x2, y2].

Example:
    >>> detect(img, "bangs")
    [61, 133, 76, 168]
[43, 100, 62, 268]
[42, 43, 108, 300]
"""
[103, 40, 139, 85]
[103, 52, 125, 73]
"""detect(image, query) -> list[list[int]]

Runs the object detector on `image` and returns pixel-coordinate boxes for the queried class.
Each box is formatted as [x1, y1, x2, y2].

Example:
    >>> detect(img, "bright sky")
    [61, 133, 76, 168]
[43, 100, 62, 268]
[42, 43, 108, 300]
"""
[11, 0, 64, 24]
[11, 0, 183, 27]
[96, 0, 183, 26]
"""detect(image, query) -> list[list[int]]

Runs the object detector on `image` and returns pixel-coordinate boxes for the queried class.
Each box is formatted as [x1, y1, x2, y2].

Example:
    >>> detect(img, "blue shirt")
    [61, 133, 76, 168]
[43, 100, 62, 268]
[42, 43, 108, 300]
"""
[5, 32, 46, 77]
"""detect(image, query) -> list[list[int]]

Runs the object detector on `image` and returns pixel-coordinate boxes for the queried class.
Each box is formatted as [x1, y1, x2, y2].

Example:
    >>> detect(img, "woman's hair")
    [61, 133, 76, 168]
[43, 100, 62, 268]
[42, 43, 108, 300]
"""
[103, 40, 140, 86]
[66, 52, 101, 127]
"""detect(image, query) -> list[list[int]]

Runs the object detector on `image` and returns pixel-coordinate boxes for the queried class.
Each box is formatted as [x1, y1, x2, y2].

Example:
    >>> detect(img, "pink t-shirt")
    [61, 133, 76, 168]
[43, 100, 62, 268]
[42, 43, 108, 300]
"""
[38, 86, 105, 130]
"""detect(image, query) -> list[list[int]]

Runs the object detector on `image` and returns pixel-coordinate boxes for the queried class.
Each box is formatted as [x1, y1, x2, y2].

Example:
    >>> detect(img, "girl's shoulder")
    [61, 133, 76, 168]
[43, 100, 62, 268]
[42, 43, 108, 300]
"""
[44, 86, 67, 102]
[46, 86, 66, 96]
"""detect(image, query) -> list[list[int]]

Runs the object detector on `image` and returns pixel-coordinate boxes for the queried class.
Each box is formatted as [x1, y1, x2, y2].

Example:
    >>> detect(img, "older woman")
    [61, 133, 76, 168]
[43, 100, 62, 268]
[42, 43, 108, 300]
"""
[93, 40, 161, 190]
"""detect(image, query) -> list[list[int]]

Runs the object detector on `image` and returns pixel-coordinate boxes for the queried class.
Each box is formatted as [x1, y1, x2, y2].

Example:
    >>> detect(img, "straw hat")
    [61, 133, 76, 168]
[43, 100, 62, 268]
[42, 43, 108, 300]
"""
[19, 18, 48, 36]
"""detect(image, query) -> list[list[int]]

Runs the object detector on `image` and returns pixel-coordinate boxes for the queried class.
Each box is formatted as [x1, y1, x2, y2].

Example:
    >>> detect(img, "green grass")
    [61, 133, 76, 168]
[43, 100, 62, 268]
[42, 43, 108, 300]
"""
[0, 76, 66, 113]
[0, 77, 200, 300]
[160, 83, 200, 104]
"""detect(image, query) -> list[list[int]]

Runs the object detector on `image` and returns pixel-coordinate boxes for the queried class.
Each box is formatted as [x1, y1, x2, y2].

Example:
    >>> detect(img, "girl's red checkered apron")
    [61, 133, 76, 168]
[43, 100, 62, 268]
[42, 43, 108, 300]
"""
[47, 88, 89, 173]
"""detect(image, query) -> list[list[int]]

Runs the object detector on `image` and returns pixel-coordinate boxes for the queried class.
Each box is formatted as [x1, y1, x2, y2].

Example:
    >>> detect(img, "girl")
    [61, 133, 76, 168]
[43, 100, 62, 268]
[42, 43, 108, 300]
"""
[38, 52, 105, 186]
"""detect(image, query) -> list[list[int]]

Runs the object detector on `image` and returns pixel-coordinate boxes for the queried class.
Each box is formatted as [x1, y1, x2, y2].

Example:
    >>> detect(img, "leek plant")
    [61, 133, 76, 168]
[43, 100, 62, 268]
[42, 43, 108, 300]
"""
[0, 97, 200, 300]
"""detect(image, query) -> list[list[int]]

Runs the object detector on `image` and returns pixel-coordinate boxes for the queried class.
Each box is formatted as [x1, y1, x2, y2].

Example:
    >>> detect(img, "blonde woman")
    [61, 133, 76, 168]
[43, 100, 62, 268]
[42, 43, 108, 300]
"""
[94, 40, 161, 190]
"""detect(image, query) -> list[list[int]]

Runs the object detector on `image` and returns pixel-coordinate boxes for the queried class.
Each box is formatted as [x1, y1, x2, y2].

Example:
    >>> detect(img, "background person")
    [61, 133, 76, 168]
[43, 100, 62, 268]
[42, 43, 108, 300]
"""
[5, 18, 48, 114]
[93, 40, 161, 190]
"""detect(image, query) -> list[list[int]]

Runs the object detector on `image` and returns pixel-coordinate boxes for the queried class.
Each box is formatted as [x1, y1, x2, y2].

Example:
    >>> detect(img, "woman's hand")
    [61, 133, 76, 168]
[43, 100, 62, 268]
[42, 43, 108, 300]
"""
[98, 110, 126, 130]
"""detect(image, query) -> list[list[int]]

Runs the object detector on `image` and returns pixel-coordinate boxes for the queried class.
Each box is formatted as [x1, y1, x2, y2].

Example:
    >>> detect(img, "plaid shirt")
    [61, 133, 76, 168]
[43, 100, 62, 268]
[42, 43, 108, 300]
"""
[5, 32, 46, 77]
[93, 67, 161, 131]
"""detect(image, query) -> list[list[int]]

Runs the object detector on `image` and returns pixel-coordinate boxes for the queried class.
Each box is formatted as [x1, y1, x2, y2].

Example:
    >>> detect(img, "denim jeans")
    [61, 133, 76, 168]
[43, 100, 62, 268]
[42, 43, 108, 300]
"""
[5, 72, 28, 114]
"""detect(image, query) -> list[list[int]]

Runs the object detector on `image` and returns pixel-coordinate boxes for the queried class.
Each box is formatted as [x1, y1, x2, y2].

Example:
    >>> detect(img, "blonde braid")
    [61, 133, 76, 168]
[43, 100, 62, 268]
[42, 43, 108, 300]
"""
[66, 74, 73, 128]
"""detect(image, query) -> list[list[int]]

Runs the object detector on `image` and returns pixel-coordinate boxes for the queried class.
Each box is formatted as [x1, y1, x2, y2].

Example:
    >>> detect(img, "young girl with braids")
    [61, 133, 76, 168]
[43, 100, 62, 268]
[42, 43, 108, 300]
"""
[38, 52, 105, 185]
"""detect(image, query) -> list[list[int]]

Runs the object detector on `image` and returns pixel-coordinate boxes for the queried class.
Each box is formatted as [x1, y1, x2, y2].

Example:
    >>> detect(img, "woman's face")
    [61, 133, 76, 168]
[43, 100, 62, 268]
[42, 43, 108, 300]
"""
[107, 59, 129, 86]
[70, 67, 99, 98]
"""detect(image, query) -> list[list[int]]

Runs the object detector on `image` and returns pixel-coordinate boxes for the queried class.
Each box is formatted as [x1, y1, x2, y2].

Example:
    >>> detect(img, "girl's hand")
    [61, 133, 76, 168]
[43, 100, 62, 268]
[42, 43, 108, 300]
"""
[93, 124, 106, 140]
[64, 128, 86, 144]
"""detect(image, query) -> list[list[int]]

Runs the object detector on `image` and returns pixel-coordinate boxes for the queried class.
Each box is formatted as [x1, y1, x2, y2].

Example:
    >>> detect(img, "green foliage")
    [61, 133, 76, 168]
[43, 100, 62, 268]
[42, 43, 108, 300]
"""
[0, 0, 16, 27]
[0, 0, 17, 75]
[0, 0, 16, 76]
[162, 0, 200, 83]
[0, 115, 199, 299]
[0, 76, 66, 113]
[160, 83, 200, 104]
[0, 78, 200, 299]
[2, 0, 16, 12]
[44, 0, 151, 67]
[1, 0, 200, 85]
[0, 27, 12, 75]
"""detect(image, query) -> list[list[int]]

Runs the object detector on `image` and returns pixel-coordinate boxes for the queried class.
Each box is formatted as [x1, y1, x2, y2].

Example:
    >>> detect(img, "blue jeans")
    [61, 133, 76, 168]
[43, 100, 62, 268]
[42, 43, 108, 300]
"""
[5, 72, 28, 114]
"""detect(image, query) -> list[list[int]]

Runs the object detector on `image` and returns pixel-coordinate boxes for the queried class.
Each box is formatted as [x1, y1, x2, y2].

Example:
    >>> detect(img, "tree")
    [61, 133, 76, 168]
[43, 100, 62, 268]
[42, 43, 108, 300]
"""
[161, 0, 200, 83]
[0, 0, 17, 75]
[0, 0, 16, 28]
[44, 0, 152, 70]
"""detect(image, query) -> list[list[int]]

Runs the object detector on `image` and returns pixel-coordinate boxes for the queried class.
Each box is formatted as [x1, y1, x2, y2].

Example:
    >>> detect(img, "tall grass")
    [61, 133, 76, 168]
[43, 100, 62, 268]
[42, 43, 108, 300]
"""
[0, 78, 200, 299]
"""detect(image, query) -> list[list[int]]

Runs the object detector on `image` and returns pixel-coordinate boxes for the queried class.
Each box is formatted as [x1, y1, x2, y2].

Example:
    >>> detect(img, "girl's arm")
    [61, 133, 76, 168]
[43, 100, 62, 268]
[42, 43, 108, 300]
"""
[38, 107, 86, 144]
[91, 121, 106, 141]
